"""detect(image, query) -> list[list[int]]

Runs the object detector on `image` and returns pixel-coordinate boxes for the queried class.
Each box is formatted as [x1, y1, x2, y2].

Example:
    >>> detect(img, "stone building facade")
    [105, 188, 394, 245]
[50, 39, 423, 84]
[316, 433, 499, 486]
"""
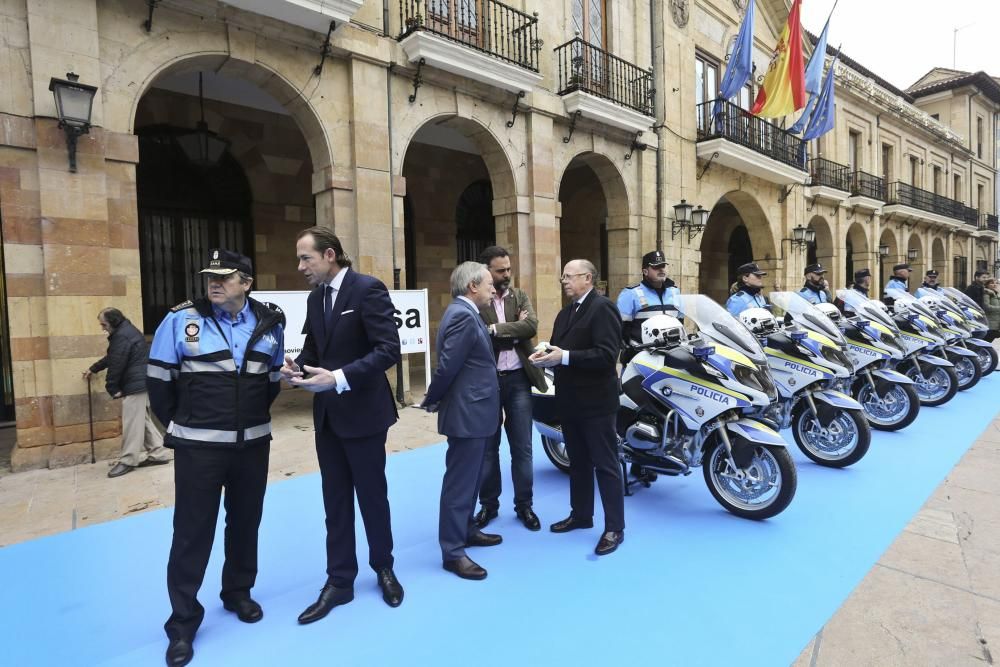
[0, 0, 996, 470]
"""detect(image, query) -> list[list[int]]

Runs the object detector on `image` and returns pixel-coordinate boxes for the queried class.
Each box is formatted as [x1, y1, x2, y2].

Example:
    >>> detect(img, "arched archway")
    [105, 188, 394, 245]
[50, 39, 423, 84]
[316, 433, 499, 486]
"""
[807, 215, 835, 283]
[932, 237, 947, 280]
[878, 228, 899, 290]
[845, 222, 870, 286]
[556, 152, 631, 301]
[698, 192, 777, 303]
[906, 232, 925, 281]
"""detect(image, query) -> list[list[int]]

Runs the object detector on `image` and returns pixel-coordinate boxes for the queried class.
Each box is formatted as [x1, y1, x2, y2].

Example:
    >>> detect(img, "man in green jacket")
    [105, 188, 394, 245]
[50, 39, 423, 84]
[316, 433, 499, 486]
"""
[474, 246, 548, 531]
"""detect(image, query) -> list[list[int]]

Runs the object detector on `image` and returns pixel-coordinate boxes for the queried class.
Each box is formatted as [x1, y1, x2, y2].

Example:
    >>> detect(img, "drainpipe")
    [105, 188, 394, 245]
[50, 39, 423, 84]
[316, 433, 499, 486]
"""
[969, 91, 980, 210]
[386, 62, 405, 406]
[650, 0, 664, 250]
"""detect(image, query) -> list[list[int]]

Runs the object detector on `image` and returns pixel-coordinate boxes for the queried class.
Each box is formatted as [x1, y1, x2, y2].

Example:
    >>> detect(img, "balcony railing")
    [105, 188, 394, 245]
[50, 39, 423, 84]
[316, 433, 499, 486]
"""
[809, 157, 851, 192]
[696, 99, 807, 170]
[399, 0, 540, 72]
[848, 170, 886, 201]
[554, 38, 653, 116]
[886, 181, 978, 224]
[979, 213, 999, 233]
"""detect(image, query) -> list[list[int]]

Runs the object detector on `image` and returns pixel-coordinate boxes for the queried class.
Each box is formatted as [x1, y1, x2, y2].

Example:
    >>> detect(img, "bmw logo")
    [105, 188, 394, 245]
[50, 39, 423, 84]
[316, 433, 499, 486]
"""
[695, 407, 705, 417]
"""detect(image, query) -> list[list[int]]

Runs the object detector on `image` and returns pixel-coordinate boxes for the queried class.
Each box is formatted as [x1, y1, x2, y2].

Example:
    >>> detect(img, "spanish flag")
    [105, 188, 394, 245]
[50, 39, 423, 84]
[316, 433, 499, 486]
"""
[751, 0, 807, 118]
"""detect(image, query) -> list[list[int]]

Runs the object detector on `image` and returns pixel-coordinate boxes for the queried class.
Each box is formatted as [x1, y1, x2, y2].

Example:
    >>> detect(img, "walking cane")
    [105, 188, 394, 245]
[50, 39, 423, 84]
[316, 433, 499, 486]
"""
[86, 375, 96, 464]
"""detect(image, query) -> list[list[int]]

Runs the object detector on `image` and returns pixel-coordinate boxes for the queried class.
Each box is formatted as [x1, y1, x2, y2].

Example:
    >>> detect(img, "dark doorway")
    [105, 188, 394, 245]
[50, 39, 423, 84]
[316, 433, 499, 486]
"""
[0, 217, 14, 423]
[136, 126, 253, 333]
[845, 238, 854, 284]
[727, 225, 753, 289]
[455, 180, 496, 263]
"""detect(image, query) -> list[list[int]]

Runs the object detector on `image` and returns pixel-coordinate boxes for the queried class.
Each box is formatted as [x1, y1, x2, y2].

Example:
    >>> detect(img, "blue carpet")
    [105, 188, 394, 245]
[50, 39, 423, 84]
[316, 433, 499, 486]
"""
[2, 374, 998, 667]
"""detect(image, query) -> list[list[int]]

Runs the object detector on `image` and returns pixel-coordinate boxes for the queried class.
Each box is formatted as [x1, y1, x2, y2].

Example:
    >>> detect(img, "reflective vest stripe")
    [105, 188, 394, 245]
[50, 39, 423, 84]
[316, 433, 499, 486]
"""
[147, 365, 176, 381]
[167, 422, 272, 443]
[181, 359, 238, 373]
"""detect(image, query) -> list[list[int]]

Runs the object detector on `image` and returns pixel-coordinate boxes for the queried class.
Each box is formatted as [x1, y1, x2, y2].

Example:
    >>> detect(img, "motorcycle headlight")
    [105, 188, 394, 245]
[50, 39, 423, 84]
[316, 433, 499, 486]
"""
[734, 363, 777, 402]
[821, 345, 854, 374]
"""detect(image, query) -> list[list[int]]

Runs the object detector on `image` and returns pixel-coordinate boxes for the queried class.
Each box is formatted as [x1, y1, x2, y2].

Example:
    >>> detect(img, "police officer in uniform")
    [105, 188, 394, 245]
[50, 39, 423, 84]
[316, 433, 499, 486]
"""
[147, 249, 285, 667]
[851, 268, 872, 297]
[884, 263, 911, 295]
[616, 250, 679, 360]
[798, 263, 831, 304]
[915, 270, 942, 298]
[726, 262, 769, 316]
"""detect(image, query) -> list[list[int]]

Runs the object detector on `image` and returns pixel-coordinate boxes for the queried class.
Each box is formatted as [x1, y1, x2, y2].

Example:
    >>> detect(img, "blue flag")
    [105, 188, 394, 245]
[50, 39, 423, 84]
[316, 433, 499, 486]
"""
[712, 1, 754, 127]
[789, 16, 831, 134]
[802, 50, 840, 141]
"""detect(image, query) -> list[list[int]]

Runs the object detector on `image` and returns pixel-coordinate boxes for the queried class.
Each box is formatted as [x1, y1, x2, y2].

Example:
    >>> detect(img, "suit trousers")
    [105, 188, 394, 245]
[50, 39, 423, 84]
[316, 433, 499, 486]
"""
[315, 419, 394, 588]
[478, 369, 534, 512]
[164, 442, 270, 641]
[440, 436, 487, 561]
[119, 391, 169, 467]
[561, 413, 625, 532]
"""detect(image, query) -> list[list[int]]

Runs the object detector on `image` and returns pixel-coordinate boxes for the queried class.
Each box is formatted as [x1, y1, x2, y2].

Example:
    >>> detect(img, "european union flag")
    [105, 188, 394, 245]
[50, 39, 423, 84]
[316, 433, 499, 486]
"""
[802, 50, 840, 141]
[712, 0, 754, 128]
[789, 17, 831, 134]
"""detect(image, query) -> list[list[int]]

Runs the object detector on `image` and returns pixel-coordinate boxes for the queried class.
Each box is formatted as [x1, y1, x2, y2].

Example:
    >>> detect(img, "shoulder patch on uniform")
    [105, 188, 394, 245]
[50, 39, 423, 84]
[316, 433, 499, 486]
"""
[261, 301, 284, 315]
[170, 300, 194, 312]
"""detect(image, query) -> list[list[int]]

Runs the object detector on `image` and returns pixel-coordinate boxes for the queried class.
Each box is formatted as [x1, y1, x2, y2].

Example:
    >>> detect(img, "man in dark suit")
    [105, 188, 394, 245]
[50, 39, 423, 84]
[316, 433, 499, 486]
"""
[530, 259, 625, 556]
[421, 262, 503, 580]
[473, 246, 548, 531]
[282, 226, 404, 623]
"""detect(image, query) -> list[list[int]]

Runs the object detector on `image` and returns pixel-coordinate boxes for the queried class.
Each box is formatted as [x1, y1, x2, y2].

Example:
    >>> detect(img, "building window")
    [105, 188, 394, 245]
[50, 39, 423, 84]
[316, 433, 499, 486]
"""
[978, 184, 985, 212]
[881, 143, 892, 182]
[695, 53, 719, 109]
[909, 157, 920, 188]
[427, 0, 483, 46]
[848, 131, 861, 172]
[932, 166, 941, 195]
[572, 0, 607, 48]
[977, 116, 984, 158]
[953, 255, 968, 290]
[954, 174, 962, 202]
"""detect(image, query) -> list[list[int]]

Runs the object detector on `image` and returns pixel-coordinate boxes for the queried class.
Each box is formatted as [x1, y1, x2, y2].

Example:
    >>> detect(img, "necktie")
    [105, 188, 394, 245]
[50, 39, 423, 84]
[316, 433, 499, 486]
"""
[569, 301, 580, 324]
[324, 285, 334, 329]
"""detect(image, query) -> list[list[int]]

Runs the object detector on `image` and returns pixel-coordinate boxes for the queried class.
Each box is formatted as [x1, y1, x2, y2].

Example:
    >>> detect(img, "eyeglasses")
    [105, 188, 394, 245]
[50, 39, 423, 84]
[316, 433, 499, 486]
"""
[560, 273, 589, 282]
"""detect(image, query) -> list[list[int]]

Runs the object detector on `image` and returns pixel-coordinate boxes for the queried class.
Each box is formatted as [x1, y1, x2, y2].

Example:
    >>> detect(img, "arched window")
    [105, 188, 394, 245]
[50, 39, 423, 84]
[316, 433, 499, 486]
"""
[455, 180, 496, 263]
[136, 125, 253, 333]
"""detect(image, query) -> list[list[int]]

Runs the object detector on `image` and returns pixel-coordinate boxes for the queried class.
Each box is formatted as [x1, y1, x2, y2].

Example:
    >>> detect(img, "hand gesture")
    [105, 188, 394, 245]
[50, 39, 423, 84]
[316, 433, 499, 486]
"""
[529, 345, 563, 368]
[280, 354, 303, 380]
[288, 365, 337, 393]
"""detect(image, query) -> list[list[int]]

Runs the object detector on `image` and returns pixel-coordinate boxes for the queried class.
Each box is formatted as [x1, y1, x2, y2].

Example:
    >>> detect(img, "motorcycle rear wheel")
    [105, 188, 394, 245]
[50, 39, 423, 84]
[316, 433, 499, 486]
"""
[857, 382, 920, 431]
[702, 437, 796, 520]
[791, 403, 871, 468]
[541, 435, 571, 473]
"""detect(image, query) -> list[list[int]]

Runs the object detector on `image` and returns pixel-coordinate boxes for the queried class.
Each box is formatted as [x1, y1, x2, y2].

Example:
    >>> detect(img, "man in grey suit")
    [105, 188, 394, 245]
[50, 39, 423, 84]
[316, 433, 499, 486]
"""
[420, 262, 503, 580]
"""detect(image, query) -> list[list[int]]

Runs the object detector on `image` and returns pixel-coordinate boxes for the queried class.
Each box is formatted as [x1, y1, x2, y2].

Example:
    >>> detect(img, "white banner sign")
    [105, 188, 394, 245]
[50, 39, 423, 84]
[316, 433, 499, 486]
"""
[254, 289, 430, 358]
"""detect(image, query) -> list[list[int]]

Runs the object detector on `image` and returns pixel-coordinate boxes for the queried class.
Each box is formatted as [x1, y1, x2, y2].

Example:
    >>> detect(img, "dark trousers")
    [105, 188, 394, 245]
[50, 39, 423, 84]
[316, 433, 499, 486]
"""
[561, 413, 625, 532]
[440, 436, 487, 561]
[315, 420, 394, 588]
[986, 330, 999, 343]
[164, 442, 270, 641]
[479, 369, 534, 512]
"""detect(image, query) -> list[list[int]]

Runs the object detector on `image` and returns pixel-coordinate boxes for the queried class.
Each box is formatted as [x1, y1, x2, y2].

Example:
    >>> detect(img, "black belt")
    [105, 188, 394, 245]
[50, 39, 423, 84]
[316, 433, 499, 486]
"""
[497, 368, 524, 377]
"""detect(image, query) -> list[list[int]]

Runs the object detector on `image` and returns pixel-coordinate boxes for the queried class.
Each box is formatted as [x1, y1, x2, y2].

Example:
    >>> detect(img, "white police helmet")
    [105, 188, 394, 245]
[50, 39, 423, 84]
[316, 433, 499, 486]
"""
[919, 295, 943, 311]
[739, 307, 777, 336]
[814, 302, 841, 323]
[640, 314, 684, 346]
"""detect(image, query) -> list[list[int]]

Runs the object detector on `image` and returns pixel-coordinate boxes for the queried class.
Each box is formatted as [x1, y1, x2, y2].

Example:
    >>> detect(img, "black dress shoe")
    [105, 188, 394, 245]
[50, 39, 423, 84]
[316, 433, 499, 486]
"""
[515, 507, 541, 531]
[442, 556, 487, 580]
[549, 515, 594, 533]
[474, 507, 498, 528]
[377, 568, 404, 608]
[222, 596, 263, 623]
[595, 530, 624, 556]
[466, 530, 503, 547]
[165, 638, 193, 667]
[107, 462, 135, 478]
[297, 583, 354, 624]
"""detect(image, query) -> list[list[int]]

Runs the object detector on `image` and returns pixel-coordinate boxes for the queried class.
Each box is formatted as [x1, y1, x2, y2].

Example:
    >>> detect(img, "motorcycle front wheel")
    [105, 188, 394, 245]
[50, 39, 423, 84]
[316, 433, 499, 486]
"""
[856, 382, 920, 431]
[905, 364, 958, 407]
[541, 435, 571, 473]
[791, 403, 871, 468]
[973, 344, 998, 376]
[702, 437, 796, 520]
[949, 353, 982, 390]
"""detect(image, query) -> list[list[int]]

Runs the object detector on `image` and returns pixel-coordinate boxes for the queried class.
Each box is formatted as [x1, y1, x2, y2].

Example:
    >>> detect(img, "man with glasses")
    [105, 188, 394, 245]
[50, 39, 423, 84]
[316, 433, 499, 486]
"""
[530, 260, 625, 556]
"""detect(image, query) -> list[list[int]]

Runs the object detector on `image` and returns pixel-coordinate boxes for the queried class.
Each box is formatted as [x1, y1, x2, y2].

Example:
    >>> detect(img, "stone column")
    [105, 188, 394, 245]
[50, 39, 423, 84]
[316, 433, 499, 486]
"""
[523, 112, 559, 340]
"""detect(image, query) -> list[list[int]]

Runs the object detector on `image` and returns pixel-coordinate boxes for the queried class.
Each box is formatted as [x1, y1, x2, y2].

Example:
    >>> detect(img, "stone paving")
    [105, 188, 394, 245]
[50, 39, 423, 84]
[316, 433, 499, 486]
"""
[1, 385, 999, 664]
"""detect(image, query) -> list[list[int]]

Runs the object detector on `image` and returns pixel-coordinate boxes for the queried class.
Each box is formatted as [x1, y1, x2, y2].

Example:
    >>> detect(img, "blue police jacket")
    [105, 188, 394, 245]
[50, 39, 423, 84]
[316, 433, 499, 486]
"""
[147, 297, 285, 449]
[798, 284, 830, 305]
[616, 279, 680, 343]
[726, 289, 768, 316]
[884, 277, 908, 295]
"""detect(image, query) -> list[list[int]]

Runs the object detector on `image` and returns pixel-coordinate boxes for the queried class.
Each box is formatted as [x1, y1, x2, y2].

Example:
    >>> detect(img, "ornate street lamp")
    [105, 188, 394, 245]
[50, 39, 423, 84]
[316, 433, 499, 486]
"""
[176, 73, 230, 167]
[671, 199, 707, 241]
[48, 73, 98, 173]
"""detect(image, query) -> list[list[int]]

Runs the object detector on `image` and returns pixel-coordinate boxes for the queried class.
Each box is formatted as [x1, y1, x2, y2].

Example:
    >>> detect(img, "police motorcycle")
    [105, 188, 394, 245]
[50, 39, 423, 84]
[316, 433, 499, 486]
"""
[888, 289, 982, 391]
[730, 292, 870, 469]
[531, 295, 797, 520]
[934, 287, 998, 375]
[879, 289, 961, 406]
[817, 292, 919, 431]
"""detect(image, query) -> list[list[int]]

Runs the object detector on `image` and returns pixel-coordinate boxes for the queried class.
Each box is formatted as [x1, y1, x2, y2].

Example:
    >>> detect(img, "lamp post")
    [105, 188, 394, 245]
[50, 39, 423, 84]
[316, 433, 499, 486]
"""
[48, 73, 98, 173]
[176, 73, 230, 167]
[670, 199, 708, 242]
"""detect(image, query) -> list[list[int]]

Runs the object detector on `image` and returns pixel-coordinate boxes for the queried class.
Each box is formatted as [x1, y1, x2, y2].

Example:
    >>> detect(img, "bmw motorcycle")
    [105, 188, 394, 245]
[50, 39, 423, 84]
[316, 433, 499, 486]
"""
[731, 292, 870, 469]
[888, 289, 982, 391]
[935, 287, 997, 375]
[532, 295, 797, 520]
[814, 294, 919, 431]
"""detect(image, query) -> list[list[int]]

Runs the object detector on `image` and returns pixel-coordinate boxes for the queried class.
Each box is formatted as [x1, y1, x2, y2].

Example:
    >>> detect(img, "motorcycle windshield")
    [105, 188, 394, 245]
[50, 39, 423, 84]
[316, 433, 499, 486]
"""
[887, 288, 939, 320]
[941, 286, 986, 316]
[770, 291, 848, 346]
[676, 294, 766, 364]
[835, 289, 898, 332]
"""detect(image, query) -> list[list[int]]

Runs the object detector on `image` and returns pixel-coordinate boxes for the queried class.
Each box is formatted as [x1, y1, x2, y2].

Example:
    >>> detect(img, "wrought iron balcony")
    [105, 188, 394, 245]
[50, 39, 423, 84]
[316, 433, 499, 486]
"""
[399, 0, 539, 72]
[979, 213, 999, 233]
[554, 38, 653, 116]
[886, 182, 978, 224]
[696, 100, 807, 172]
[848, 171, 886, 201]
[809, 158, 851, 192]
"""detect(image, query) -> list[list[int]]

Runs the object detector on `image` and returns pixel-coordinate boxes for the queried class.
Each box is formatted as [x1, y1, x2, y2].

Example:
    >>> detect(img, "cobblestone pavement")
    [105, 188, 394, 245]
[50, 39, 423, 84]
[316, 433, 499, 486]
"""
[2, 387, 1000, 664]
